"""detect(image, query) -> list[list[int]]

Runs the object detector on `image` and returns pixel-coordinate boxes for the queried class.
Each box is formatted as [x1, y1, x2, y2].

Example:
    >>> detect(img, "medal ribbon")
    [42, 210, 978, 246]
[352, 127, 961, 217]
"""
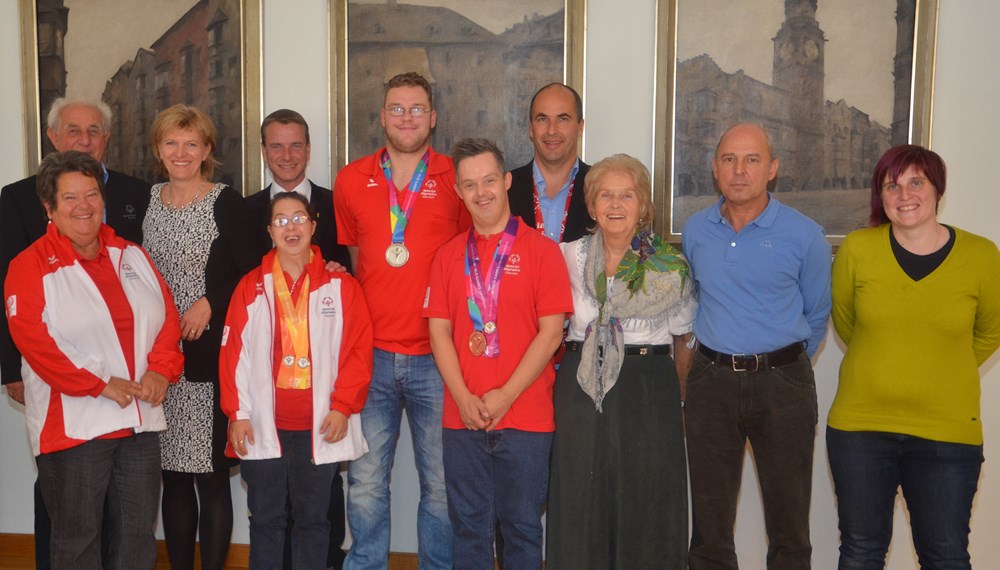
[464, 217, 519, 357]
[273, 254, 312, 390]
[532, 178, 574, 242]
[382, 149, 431, 245]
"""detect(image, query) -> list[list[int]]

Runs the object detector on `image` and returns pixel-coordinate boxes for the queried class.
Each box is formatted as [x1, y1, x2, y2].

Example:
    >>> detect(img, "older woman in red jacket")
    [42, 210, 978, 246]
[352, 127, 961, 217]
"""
[5, 150, 182, 570]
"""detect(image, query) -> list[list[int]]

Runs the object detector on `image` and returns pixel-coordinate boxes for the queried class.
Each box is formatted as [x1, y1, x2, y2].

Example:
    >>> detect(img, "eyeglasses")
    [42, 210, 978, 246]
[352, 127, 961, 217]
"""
[385, 105, 429, 118]
[271, 214, 311, 227]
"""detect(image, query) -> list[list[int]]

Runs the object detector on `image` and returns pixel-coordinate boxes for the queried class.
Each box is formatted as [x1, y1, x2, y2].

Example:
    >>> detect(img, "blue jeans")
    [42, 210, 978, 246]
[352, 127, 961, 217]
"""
[36, 431, 161, 570]
[345, 349, 451, 570]
[685, 350, 818, 569]
[241, 430, 336, 570]
[826, 427, 983, 570]
[442, 428, 552, 570]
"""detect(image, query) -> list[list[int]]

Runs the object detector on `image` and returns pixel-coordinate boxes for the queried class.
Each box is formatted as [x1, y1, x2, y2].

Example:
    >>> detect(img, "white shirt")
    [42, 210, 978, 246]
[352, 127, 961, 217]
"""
[269, 178, 312, 202]
[561, 237, 697, 345]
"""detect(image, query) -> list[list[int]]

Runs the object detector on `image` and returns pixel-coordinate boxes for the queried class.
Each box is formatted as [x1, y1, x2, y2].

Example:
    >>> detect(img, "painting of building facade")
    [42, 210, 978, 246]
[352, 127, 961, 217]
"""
[25, 0, 255, 191]
[669, 0, 921, 238]
[346, 0, 566, 168]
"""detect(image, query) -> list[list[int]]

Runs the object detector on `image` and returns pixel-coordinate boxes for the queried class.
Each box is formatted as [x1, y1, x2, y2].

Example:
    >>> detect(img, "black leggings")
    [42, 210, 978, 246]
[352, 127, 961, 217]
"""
[161, 469, 233, 570]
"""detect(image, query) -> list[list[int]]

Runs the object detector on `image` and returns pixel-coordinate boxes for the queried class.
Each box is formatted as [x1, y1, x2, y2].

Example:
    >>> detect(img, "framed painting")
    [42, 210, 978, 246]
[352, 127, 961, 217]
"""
[329, 0, 586, 173]
[652, 0, 939, 245]
[19, 0, 262, 194]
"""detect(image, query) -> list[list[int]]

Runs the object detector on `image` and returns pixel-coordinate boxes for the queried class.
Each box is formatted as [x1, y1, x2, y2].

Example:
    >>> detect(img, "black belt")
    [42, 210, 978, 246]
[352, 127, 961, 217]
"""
[565, 341, 670, 357]
[698, 342, 803, 372]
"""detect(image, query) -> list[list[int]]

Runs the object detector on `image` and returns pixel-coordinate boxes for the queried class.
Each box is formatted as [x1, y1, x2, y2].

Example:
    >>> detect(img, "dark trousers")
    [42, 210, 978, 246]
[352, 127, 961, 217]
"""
[36, 432, 161, 570]
[282, 467, 347, 569]
[685, 350, 818, 569]
[827, 427, 982, 570]
[241, 430, 337, 570]
[34, 473, 114, 569]
[442, 428, 552, 570]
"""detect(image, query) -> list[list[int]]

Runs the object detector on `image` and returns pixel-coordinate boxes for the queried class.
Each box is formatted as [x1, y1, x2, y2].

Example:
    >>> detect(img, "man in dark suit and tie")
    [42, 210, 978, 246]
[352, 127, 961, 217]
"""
[0, 98, 150, 569]
[508, 83, 591, 244]
[246, 108, 351, 570]
[247, 109, 351, 270]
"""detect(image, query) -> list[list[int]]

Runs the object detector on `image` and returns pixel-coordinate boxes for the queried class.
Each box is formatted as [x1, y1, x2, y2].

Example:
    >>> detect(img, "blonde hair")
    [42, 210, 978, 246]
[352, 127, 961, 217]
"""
[584, 154, 654, 230]
[151, 104, 220, 180]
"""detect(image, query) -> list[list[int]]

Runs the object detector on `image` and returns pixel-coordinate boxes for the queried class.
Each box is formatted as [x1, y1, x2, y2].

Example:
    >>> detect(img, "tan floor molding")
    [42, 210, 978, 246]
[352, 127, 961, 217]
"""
[0, 533, 427, 570]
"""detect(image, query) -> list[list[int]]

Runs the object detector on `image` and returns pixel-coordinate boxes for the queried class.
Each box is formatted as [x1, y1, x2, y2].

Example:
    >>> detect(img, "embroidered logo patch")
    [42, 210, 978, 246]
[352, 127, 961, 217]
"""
[320, 296, 337, 317]
[5, 295, 15, 318]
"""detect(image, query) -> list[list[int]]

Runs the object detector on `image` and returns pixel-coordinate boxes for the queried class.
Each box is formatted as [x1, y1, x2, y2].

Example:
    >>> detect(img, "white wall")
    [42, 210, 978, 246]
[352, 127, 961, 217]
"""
[2, 0, 999, 566]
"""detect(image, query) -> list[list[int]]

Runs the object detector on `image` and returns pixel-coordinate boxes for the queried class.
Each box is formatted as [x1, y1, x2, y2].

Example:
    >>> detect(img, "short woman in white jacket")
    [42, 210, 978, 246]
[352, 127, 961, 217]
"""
[220, 192, 373, 569]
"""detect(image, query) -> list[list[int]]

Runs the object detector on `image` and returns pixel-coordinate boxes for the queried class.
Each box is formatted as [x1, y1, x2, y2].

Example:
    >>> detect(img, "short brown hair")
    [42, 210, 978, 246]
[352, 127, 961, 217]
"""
[384, 72, 434, 109]
[584, 154, 654, 230]
[151, 104, 220, 180]
[261, 109, 310, 145]
[452, 138, 505, 174]
[36, 150, 105, 211]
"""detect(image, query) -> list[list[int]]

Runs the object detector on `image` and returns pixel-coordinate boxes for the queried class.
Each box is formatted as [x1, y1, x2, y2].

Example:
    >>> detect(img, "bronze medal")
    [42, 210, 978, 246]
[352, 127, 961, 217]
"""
[469, 331, 487, 356]
[385, 243, 409, 267]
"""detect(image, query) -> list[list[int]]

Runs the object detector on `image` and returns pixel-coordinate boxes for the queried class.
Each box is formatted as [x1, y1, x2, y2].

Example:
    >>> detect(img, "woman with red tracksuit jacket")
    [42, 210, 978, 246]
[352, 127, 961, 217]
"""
[5, 151, 183, 570]
[219, 192, 373, 569]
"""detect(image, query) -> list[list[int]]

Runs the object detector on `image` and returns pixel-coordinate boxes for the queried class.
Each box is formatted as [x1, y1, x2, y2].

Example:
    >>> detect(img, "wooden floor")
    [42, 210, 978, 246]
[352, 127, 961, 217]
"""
[0, 534, 425, 569]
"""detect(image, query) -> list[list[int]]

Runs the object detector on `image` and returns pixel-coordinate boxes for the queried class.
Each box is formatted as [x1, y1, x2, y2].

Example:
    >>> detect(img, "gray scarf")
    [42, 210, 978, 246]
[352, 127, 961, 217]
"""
[577, 230, 689, 411]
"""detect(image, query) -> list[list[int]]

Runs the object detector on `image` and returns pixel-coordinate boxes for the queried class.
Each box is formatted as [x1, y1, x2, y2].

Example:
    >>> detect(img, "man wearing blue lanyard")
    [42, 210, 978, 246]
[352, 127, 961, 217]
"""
[508, 83, 591, 244]
[1, 98, 149, 569]
[335, 72, 469, 570]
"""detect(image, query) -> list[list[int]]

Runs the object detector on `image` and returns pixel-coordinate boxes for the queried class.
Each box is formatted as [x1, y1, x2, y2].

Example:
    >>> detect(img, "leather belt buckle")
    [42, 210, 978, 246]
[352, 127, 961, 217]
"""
[732, 353, 760, 373]
[638, 347, 649, 356]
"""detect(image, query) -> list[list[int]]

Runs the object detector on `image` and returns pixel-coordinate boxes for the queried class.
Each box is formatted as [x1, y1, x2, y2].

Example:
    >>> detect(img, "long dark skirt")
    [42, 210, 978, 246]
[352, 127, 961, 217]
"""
[546, 349, 688, 570]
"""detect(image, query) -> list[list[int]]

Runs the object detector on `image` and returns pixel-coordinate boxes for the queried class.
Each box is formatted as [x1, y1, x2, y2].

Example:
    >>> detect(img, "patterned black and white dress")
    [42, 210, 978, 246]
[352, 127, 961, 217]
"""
[143, 182, 248, 473]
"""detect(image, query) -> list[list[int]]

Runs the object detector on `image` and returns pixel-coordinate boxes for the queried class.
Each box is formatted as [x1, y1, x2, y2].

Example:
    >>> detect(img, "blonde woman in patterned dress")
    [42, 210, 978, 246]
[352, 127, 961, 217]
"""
[143, 105, 257, 570]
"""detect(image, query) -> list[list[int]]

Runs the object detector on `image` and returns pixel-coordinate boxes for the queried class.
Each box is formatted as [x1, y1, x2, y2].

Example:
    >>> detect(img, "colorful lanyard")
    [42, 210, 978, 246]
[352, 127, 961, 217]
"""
[464, 217, 519, 358]
[532, 178, 574, 242]
[273, 255, 311, 390]
[381, 149, 430, 245]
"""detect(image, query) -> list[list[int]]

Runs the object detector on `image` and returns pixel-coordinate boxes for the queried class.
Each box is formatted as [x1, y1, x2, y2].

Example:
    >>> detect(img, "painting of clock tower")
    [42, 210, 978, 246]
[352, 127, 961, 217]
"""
[772, 0, 826, 190]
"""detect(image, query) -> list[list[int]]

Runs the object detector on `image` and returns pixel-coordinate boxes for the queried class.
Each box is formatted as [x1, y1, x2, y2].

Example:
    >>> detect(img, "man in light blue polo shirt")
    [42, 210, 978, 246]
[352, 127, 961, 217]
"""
[682, 123, 831, 570]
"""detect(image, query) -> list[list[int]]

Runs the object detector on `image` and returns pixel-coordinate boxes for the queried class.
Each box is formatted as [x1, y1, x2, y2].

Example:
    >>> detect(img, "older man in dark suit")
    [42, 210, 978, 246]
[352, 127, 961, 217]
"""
[0, 98, 150, 569]
[246, 108, 351, 570]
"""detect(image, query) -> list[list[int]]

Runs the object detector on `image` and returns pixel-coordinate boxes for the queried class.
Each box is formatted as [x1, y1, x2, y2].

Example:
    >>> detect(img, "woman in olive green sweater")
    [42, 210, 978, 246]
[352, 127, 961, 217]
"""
[829, 145, 1000, 569]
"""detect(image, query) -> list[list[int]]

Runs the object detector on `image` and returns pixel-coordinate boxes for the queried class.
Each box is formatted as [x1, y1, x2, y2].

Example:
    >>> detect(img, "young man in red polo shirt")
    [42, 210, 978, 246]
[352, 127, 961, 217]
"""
[334, 72, 469, 570]
[424, 138, 573, 569]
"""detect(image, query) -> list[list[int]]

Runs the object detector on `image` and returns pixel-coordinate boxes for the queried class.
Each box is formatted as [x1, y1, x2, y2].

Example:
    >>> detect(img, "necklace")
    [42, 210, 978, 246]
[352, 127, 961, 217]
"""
[164, 183, 206, 209]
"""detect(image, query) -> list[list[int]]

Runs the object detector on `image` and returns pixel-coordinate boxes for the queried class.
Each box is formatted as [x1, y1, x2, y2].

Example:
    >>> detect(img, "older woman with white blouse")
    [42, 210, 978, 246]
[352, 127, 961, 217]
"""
[545, 154, 696, 570]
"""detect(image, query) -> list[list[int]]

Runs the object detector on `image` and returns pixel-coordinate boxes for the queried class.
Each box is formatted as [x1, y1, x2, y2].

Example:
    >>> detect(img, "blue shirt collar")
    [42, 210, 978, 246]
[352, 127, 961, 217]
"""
[709, 192, 780, 230]
[531, 158, 580, 196]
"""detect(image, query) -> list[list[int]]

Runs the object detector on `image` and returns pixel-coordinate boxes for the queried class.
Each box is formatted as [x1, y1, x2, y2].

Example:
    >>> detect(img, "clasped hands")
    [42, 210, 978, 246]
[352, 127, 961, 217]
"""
[457, 388, 514, 431]
[100, 371, 169, 408]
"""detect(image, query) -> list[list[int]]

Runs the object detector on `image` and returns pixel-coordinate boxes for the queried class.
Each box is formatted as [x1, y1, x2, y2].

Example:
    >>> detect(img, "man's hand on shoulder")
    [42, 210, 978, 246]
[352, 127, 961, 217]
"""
[325, 260, 349, 274]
